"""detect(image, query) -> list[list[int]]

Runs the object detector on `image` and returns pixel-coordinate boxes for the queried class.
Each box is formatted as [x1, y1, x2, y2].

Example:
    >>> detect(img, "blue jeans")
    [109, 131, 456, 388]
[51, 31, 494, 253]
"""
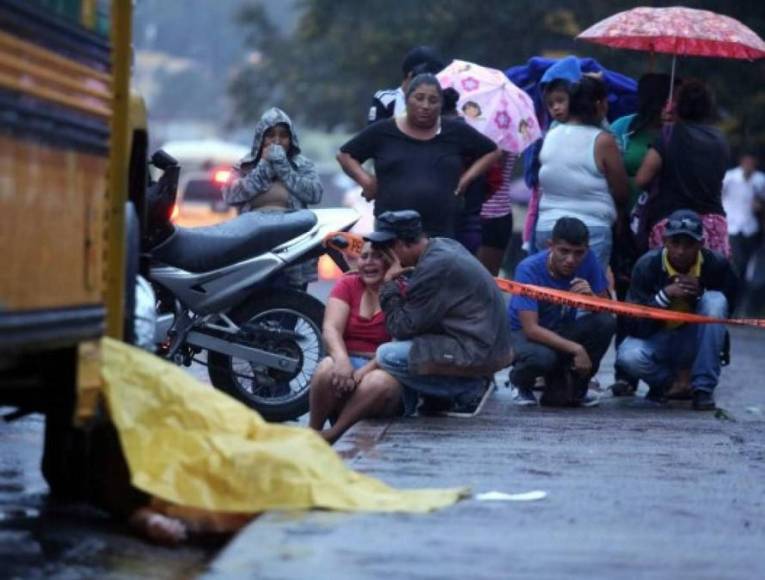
[376, 341, 486, 416]
[535, 226, 613, 272]
[510, 312, 616, 391]
[616, 291, 728, 393]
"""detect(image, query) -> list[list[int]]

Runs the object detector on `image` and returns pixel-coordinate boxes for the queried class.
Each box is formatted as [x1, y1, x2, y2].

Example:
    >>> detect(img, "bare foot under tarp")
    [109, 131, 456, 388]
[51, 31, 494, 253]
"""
[128, 501, 253, 546]
[129, 508, 188, 546]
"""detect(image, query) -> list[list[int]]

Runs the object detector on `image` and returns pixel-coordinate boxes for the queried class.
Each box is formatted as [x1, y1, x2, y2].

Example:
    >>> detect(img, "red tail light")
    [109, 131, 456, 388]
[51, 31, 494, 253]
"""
[170, 203, 180, 222]
[213, 168, 232, 184]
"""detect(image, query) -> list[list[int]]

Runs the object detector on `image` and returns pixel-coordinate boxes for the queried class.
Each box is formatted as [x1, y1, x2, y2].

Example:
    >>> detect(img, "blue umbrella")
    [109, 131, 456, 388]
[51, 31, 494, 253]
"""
[505, 56, 638, 188]
[506, 56, 638, 125]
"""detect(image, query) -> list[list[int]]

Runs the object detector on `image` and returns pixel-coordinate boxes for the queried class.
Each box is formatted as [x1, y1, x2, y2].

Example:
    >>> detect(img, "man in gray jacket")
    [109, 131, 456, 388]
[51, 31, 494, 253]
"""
[369, 210, 513, 415]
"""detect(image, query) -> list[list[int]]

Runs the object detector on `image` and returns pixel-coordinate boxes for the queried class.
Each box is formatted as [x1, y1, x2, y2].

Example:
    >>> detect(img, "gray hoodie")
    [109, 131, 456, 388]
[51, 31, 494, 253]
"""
[223, 107, 323, 212]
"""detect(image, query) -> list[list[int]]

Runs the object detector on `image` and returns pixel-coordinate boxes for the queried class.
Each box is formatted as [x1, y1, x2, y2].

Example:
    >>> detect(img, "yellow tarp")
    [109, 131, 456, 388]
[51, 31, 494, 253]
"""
[101, 338, 466, 514]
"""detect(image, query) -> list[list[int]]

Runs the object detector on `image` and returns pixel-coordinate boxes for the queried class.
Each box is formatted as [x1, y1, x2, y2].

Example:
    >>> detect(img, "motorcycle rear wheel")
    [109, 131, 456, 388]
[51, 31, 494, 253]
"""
[207, 289, 325, 422]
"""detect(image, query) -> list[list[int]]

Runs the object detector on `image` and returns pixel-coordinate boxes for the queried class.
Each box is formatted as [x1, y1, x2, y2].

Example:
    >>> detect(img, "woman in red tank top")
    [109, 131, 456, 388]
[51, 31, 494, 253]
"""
[309, 243, 403, 443]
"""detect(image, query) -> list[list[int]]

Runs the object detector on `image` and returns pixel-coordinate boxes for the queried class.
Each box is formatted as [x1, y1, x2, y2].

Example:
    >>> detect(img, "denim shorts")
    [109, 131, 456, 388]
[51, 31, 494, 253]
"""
[349, 355, 371, 370]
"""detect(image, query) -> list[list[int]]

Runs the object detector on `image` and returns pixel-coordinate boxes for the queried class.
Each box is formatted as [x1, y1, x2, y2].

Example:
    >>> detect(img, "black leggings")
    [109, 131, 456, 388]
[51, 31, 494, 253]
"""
[480, 213, 513, 250]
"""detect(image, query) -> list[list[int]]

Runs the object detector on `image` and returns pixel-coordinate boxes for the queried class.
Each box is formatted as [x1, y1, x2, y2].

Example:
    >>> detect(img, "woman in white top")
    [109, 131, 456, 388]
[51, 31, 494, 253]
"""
[535, 77, 629, 270]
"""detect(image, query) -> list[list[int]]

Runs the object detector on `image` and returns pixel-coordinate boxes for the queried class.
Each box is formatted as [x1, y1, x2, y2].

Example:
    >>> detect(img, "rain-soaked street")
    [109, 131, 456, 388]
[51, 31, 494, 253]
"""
[4, 1, 765, 579]
[0, 413, 217, 579]
[209, 326, 765, 580]
[2, 325, 765, 579]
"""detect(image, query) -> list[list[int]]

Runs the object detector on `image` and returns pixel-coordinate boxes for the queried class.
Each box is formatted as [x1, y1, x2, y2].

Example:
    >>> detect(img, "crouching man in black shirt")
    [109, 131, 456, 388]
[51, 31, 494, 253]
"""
[616, 209, 738, 410]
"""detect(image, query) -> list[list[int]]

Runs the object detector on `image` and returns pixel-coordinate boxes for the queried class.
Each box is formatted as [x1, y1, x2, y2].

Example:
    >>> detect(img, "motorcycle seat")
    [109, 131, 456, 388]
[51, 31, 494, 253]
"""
[151, 210, 318, 273]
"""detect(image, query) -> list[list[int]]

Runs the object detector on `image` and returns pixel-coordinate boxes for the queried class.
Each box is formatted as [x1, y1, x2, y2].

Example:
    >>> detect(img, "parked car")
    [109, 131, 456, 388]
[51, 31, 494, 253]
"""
[156, 139, 249, 227]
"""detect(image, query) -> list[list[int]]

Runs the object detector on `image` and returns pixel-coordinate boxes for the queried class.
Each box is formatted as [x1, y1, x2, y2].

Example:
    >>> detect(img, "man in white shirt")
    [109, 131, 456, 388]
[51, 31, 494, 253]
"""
[722, 153, 765, 281]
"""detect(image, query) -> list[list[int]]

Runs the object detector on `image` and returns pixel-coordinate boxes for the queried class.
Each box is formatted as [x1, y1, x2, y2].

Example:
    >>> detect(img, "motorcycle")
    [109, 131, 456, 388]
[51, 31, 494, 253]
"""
[140, 150, 357, 421]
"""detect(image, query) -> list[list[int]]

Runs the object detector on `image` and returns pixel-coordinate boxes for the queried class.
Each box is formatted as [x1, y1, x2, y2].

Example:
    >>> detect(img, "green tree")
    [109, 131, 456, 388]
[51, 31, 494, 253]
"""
[230, 0, 765, 153]
[229, 0, 631, 129]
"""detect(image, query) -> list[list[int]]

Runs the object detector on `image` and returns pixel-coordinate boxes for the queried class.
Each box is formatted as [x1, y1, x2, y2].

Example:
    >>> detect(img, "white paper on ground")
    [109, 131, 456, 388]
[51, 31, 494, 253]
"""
[475, 490, 548, 502]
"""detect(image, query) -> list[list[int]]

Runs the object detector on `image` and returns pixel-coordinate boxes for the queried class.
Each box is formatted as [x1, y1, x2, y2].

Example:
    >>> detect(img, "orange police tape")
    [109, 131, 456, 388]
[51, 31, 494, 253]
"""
[323, 231, 765, 330]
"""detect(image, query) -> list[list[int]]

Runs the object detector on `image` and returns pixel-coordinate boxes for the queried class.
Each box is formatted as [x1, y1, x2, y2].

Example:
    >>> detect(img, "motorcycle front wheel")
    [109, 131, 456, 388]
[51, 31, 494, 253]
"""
[207, 288, 325, 422]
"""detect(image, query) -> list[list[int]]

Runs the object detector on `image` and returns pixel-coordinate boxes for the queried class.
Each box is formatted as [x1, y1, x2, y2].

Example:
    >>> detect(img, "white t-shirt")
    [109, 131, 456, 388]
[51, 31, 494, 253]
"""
[722, 167, 765, 236]
[537, 124, 616, 231]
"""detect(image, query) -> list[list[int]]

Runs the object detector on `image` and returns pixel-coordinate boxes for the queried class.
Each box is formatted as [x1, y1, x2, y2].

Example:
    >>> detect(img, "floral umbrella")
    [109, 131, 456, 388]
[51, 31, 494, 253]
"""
[578, 6, 765, 99]
[437, 60, 542, 154]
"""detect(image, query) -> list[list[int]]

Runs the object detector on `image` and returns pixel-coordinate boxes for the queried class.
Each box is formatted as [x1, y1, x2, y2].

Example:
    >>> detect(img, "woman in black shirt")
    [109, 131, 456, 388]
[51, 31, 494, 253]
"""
[635, 79, 731, 256]
[337, 73, 501, 238]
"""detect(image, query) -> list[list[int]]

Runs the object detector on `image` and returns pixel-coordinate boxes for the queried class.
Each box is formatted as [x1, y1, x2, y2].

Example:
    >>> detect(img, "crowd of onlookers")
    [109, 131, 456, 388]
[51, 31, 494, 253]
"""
[221, 46, 764, 444]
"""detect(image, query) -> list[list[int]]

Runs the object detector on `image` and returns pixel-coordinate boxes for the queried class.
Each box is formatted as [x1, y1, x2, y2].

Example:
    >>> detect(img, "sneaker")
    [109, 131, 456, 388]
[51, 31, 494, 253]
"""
[442, 381, 495, 418]
[512, 386, 538, 407]
[692, 390, 716, 411]
[578, 393, 600, 407]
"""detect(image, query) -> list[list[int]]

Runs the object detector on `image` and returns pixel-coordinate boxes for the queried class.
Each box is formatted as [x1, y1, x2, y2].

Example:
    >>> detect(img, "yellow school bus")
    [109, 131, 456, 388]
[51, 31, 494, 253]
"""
[0, 0, 144, 491]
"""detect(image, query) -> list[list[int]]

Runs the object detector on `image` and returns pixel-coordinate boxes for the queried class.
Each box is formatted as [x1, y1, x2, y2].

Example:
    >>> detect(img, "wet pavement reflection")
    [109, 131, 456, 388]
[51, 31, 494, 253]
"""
[0, 415, 215, 579]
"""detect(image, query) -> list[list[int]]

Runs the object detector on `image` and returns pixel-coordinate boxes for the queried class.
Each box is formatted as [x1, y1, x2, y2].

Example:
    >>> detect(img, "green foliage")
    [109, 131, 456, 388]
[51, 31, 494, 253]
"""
[229, 0, 765, 153]
[229, 0, 622, 129]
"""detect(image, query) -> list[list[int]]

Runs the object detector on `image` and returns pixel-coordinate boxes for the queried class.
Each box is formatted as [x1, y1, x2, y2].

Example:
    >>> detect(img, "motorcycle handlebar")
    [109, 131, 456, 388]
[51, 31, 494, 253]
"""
[151, 149, 178, 170]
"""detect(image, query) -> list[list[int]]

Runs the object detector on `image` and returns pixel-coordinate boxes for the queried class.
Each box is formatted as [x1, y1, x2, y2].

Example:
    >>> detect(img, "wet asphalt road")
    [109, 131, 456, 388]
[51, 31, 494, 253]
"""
[2, 283, 764, 578]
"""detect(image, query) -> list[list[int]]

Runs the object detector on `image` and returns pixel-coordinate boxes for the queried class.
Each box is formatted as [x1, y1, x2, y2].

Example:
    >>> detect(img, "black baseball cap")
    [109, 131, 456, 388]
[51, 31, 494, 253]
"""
[664, 209, 704, 241]
[363, 210, 423, 243]
[402, 46, 444, 76]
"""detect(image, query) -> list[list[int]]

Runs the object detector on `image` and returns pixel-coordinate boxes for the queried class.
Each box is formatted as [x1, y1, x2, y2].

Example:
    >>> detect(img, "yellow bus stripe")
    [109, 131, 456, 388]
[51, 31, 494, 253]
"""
[0, 52, 111, 103]
[0, 70, 111, 119]
[0, 29, 111, 84]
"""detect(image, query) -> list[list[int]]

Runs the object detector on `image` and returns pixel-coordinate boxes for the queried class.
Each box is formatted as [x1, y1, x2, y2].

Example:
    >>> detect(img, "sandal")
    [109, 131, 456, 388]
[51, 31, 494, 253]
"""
[666, 382, 692, 400]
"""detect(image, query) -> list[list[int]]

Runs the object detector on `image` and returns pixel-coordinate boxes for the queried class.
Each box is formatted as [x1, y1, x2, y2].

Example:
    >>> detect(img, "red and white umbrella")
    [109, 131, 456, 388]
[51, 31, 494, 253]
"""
[578, 6, 765, 99]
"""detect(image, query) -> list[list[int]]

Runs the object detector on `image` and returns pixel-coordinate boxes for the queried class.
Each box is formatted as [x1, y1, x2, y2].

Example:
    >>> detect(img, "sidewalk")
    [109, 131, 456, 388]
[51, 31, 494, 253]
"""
[206, 327, 765, 579]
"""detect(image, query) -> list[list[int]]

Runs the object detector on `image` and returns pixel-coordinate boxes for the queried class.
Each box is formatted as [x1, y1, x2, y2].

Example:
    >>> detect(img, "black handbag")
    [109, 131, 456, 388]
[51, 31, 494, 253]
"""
[540, 368, 588, 407]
